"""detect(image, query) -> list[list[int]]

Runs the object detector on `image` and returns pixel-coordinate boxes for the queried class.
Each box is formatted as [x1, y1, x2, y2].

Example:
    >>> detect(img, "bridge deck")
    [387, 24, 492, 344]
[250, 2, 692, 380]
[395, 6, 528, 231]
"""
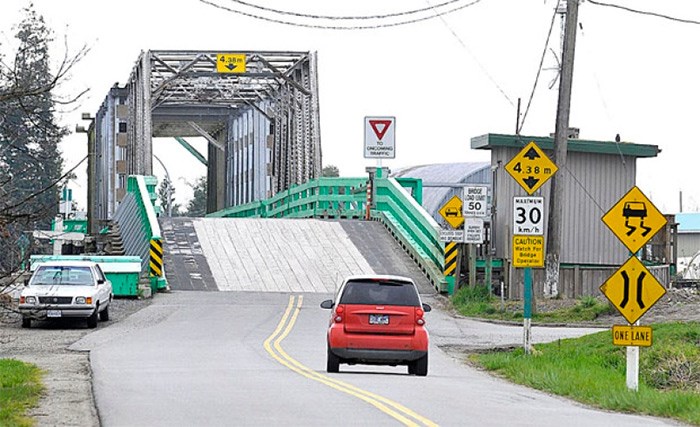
[162, 217, 435, 295]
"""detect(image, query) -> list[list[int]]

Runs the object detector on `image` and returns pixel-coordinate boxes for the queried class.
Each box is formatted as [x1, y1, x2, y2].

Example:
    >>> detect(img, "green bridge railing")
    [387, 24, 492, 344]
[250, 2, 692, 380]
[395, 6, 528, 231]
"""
[112, 175, 167, 294]
[209, 176, 447, 292]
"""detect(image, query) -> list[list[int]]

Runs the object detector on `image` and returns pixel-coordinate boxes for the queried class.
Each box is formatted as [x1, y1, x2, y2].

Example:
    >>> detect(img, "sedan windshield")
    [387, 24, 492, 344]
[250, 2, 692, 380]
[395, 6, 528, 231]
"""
[31, 266, 94, 286]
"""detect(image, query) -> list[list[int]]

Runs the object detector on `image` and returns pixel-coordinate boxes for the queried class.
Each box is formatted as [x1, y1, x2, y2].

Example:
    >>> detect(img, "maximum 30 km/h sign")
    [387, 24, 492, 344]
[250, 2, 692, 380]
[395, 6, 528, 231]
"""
[513, 196, 544, 235]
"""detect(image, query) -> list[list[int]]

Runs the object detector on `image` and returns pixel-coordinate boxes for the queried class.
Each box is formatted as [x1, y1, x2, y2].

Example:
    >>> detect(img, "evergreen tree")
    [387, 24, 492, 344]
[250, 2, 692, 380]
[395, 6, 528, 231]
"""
[157, 177, 180, 216]
[0, 5, 69, 272]
[184, 176, 207, 217]
[322, 165, 340, 177]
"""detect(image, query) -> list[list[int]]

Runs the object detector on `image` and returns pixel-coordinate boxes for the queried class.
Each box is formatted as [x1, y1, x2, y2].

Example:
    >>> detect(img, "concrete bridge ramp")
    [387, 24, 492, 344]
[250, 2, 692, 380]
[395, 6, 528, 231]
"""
[161, 217, 435, 294]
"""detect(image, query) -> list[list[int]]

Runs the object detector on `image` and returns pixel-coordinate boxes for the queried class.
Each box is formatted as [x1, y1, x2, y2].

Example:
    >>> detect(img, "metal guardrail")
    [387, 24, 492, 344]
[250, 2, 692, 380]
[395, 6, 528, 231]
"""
[112, 175, 167, 291]
[209, 176, 447, 292]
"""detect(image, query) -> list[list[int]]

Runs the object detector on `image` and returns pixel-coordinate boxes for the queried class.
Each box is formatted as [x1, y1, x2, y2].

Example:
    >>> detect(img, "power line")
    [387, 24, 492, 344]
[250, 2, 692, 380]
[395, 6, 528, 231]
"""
[424, 0, 514, 108]
[224, 0, 470, 20]
[198, 0, 484, 30]
[517, 3, 559, 135]
[588, 0, 700, 25]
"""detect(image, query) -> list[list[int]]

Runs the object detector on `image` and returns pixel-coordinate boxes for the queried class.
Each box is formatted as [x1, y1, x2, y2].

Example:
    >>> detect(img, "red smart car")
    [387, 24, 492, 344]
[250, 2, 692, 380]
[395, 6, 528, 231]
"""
[320, 275, 431, 376]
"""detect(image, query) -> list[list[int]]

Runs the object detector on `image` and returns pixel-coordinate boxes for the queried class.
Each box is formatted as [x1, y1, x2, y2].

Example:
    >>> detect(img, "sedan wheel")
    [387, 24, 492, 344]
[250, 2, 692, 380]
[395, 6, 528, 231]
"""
[21, 317, 31, 328]
[99, 305, 109, 321]
[87, 309, 98, 328]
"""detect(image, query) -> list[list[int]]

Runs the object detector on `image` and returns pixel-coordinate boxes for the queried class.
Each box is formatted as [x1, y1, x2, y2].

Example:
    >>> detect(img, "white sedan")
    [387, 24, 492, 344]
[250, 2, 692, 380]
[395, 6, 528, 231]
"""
[19, 260, 113, 329]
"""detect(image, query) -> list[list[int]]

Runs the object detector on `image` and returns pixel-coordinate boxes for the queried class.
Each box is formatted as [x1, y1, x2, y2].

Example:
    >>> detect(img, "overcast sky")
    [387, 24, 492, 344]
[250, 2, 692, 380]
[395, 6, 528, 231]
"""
[1, 0, 699, 213]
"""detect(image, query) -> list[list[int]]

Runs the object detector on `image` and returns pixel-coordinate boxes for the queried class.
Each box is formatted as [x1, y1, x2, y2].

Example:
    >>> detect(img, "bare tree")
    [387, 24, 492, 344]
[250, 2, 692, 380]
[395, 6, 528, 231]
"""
[0, 4, 90, 318]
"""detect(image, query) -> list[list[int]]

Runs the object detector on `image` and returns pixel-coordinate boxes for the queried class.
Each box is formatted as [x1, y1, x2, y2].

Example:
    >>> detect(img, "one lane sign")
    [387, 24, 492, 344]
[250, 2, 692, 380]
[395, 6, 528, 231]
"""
[364, 116, 395, 159]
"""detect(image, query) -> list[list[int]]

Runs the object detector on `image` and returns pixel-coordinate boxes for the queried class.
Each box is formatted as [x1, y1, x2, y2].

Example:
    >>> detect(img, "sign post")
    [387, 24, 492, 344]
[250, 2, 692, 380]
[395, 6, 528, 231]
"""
[600, 185, 667, 391]
[505, 142, 557, 354]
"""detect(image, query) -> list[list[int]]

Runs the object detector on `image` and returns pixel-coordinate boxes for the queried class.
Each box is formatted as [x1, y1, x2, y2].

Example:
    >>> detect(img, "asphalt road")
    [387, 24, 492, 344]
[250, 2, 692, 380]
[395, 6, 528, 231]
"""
[70, 291, 678, 427]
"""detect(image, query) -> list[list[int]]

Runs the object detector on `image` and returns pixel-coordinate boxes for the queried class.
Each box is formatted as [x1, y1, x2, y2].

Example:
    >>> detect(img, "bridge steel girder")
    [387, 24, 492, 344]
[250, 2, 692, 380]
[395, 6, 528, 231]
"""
[90, 50, 322, 223]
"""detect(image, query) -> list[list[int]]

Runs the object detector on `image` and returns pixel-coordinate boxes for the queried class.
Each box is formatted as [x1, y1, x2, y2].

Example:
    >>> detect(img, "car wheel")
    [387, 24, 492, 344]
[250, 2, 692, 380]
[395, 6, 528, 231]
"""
[411, 354, 428, 377]
[21, 317, 31, 328]
[327, 345, 340, 373]
[99, 305, 110, 321]
[87, 308, 98, 329]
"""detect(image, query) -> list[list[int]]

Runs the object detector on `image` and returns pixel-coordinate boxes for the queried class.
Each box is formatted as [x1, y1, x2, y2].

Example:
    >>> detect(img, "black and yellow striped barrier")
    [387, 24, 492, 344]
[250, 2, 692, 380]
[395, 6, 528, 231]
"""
[149, 238, 163, 277]
[444, 241, 458, 277]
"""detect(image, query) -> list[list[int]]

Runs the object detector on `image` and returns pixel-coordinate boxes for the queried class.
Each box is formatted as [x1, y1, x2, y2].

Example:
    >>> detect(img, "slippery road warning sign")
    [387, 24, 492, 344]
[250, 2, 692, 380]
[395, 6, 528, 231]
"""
[364, 116, 395, 159]
[602, 186, 667, 254]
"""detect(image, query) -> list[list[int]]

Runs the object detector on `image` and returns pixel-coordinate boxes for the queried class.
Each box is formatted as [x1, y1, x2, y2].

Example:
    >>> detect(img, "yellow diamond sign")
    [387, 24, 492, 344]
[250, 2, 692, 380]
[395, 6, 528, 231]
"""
[439, 195, 463, 229]
[602, 186, 667, 254]
[600, 256, 666, 325]
[216, 53, 247, 73]
[504, 141, 558, 195]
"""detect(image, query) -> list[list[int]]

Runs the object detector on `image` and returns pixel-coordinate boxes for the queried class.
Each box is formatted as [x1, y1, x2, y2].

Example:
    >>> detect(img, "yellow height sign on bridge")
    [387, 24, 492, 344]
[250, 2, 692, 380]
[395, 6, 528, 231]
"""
[216, 53, 247, 73]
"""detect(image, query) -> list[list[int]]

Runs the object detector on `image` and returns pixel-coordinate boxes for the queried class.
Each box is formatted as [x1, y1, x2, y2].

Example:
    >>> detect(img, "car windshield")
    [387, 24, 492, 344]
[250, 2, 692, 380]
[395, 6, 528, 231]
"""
[31, 266, 94, 286]
[339, 279, 420, 306]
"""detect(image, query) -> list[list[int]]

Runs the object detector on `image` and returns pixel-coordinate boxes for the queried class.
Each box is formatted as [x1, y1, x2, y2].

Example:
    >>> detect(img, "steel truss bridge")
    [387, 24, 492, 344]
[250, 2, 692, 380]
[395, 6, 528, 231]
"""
[87, 50, 321, 232]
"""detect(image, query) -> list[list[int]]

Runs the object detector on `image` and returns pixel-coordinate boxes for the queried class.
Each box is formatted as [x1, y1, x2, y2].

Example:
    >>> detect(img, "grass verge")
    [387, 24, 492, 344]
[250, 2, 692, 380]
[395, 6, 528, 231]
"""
[451, 284, 615, 323]
[470, 321, 700, 425]
[0, 358, 44, 427]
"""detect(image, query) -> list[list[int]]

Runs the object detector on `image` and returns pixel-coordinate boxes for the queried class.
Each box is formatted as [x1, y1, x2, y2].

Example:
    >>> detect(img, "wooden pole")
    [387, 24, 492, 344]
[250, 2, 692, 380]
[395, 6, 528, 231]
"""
[545, 0, 579, 298]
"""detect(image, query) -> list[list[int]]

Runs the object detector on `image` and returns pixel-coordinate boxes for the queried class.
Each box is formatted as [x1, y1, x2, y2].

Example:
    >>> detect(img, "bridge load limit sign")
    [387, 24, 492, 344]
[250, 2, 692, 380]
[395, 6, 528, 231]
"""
[364, 116, 396, 159]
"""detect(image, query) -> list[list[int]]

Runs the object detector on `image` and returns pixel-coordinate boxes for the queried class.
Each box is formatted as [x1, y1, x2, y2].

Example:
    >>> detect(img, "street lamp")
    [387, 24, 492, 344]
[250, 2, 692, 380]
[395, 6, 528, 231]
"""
[76, 113, 95, 234]
[153, 154, 173, 217]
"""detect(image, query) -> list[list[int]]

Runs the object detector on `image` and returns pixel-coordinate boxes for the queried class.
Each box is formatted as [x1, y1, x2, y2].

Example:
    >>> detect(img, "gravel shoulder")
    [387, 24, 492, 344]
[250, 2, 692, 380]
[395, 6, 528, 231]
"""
[0, 297, 152, 427]
[0, 288, 697, 426]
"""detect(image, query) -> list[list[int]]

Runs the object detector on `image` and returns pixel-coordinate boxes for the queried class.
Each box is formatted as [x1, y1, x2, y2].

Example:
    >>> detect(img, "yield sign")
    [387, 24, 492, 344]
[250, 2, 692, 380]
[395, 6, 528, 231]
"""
[364, 116, 396, 159]
[504, 141, 558, 195]
[602, 186, 667, 254]
[369, 120, 392, 140]
[600, 255, 666, 324]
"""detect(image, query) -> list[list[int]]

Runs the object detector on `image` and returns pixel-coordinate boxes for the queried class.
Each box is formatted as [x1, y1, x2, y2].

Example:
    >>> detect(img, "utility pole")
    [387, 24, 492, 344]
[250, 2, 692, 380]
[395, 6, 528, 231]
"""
[544, 0, 579, 297]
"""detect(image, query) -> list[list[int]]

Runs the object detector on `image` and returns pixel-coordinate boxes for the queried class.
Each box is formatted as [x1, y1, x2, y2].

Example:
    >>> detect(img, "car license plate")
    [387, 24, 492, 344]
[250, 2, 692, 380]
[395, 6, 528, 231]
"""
[369, 314, 389, 325]
[46, 310, 62, 318]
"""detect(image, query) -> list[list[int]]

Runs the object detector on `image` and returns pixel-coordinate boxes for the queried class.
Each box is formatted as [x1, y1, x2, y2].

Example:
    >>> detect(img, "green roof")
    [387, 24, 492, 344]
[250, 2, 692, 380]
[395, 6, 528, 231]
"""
[470, 133, 660, 158]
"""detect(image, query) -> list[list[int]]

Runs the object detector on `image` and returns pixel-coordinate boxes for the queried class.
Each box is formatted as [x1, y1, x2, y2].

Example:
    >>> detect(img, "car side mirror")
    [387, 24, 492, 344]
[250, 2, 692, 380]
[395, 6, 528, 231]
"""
[422, 303, 432, 312]
[97, 279, 105, 284]
[23, 278, 29, 286]
[320, 299, 334, 309]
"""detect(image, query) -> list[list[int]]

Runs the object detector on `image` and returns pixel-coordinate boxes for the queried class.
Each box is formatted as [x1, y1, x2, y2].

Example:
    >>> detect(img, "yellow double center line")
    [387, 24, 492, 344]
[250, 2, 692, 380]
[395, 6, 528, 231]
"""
[263, 295, 438, 427]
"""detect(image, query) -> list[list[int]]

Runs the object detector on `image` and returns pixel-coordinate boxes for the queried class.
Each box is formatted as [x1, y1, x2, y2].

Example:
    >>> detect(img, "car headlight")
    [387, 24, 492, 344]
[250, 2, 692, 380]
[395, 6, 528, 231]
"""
[24, 296, 37, 304]
[75, 297, 86, 304]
